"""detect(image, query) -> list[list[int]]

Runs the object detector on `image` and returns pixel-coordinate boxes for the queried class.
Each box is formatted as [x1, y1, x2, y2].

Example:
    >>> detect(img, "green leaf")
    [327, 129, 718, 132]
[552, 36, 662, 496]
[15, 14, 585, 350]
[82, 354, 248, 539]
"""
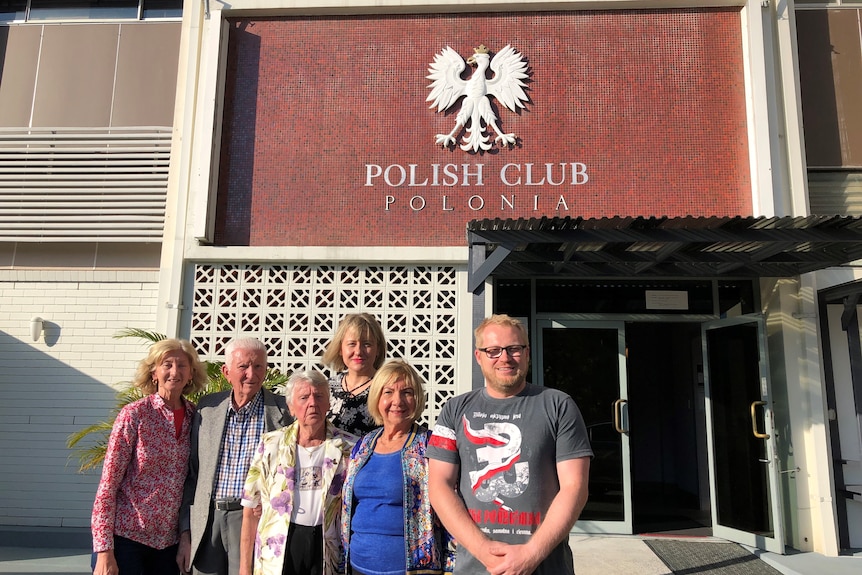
[112, 328, 167, 344]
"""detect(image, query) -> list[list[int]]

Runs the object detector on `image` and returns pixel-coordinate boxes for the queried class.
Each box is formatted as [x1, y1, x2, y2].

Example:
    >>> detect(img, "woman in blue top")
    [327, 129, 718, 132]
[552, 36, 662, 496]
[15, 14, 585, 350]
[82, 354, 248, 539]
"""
[341, 360, 453, 575]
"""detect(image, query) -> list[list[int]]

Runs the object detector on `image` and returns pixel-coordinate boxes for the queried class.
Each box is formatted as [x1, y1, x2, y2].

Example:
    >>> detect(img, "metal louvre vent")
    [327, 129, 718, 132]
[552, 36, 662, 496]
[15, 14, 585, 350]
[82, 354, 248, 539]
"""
[0, 127, 172, 242]
[808, 171, 862, 216]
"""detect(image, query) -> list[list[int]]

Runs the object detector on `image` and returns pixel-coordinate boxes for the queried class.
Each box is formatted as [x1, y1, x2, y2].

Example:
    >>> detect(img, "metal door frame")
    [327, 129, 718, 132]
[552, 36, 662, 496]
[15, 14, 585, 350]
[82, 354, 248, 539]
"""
[702, 314, 785, 552]
[535, 318, 632, 534]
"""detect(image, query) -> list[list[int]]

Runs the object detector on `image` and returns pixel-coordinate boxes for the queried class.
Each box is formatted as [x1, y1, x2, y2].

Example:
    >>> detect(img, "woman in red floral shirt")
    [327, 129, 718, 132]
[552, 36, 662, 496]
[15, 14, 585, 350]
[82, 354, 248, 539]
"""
[91, 339, 207, 575]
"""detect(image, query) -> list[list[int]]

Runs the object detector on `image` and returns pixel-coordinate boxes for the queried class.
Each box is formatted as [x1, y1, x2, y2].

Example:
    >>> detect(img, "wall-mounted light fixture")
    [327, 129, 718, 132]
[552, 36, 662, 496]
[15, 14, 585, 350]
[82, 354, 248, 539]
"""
[30, 317, 44, 342]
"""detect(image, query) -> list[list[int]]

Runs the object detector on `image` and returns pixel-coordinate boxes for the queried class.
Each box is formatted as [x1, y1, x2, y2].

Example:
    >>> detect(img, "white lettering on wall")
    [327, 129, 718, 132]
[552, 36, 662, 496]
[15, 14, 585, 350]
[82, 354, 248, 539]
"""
[410, 196, 427, 211]
[462, 164, 484, 186]
[384, 193, 587, 212]
[500, 163, 520, 186]
[386, 164, 407, 187]
[556, 195, 569, 210]
[366, 162, 588, 188]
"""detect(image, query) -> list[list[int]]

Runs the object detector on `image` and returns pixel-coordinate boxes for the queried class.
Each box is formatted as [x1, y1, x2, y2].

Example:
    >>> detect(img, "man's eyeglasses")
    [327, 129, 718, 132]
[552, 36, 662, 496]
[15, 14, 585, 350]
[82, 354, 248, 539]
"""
[477, 345, 528, 359]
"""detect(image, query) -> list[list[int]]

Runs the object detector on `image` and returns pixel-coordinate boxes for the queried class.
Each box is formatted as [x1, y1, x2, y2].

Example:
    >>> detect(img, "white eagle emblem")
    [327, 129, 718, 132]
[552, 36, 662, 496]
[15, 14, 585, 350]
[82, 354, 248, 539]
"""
[426, 44, 529, 152]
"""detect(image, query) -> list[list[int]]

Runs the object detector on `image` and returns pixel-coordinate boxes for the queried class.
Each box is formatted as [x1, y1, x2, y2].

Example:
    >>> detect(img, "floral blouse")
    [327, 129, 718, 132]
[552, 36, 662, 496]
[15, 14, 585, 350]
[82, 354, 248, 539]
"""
[242, 420, 356, 575]
[91, 393, 195, 552]
[328, 373, 377, 436]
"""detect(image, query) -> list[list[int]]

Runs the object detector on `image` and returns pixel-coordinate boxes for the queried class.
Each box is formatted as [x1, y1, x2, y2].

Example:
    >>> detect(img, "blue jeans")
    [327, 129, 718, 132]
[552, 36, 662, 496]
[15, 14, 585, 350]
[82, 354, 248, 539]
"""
[91, 536, 179, 575]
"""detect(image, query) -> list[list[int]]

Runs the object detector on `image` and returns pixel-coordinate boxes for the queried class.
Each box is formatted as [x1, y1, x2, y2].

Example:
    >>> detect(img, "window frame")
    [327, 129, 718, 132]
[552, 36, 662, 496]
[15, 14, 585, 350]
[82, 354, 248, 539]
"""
[0, 0, 182, 23]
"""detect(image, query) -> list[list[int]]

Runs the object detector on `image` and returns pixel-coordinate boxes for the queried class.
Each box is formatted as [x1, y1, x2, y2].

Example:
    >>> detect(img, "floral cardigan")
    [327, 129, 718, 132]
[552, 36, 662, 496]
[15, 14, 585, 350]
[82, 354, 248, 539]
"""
[242, 420, 356, 575]
[342, 424, 455, 575]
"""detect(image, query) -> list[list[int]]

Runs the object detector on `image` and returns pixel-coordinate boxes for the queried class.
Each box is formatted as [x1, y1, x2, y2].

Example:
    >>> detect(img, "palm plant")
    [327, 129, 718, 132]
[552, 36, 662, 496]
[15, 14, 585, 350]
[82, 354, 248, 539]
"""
[66, 329, 288, 472]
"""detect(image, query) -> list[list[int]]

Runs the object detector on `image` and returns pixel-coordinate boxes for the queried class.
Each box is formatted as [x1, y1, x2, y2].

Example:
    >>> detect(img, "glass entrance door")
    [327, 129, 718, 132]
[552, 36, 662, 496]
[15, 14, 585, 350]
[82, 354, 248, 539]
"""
[702, 316, 785, 552]
[536, 319, 632, 533]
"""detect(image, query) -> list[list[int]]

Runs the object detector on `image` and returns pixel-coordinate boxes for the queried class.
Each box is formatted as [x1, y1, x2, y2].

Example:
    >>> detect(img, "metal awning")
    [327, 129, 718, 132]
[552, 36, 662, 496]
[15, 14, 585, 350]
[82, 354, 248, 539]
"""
[467, 215, 862, 291]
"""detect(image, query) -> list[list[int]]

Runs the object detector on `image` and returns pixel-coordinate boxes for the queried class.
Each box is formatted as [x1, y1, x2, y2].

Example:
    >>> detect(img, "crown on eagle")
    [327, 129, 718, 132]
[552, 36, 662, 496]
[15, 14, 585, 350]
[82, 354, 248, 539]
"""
[473, 44, 489, 54]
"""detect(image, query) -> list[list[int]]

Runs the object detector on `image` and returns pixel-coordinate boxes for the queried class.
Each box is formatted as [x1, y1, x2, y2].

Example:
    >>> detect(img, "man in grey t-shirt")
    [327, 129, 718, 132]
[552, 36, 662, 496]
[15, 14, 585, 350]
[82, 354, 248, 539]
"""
[428, 314, 592, 575]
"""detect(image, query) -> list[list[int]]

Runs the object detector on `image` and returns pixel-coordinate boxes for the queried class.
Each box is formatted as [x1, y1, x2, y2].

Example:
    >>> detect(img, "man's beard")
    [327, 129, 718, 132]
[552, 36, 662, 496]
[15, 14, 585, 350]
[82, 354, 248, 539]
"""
[483, 365, 526, 393]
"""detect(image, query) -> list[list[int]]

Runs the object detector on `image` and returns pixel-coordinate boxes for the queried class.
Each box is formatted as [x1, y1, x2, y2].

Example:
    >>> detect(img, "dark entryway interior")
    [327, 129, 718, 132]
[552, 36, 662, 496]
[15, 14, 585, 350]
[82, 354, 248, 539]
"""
[541, 318, 713, 534]
[626, 322, 712, 535]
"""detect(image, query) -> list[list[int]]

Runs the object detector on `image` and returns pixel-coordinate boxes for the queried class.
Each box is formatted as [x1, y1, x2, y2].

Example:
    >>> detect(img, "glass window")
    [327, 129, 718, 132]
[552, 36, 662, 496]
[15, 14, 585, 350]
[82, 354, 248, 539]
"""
[717, 280, 756, 316]
[494, 279, 532, 318]
[0, 0, 27, 22]
[142, 0, 181, 19]
[28, 1, 139, 20]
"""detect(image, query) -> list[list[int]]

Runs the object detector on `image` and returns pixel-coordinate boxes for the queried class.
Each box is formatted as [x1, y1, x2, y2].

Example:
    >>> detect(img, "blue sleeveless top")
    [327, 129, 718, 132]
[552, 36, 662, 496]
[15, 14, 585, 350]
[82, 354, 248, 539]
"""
[349, 450, 405, 575]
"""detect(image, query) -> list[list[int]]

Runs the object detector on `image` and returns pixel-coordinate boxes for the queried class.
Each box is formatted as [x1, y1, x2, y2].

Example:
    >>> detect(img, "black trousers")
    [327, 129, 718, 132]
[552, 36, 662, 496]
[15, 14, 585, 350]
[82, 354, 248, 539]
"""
[282, 523, 324, 575]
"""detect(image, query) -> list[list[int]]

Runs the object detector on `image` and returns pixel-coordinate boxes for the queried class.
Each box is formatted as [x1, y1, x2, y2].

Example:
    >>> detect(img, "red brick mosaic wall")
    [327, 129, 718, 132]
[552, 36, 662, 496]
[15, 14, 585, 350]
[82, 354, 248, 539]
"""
[214, 9, 750, 247]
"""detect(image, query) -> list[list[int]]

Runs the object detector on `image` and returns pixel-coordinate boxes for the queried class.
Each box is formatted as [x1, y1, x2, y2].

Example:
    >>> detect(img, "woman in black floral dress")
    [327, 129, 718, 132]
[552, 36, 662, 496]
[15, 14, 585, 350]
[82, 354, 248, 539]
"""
[322, 313, 387, 435]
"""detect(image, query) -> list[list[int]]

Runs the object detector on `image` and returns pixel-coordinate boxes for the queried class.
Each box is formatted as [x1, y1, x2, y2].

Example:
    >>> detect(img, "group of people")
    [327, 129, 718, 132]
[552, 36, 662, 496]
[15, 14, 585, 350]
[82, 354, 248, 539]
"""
[91, 313, 593, 575]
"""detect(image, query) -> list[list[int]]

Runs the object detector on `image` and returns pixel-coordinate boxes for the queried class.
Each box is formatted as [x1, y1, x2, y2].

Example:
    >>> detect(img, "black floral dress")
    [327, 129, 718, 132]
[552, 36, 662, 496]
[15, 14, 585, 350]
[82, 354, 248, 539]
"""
[327, 373, 378, 436]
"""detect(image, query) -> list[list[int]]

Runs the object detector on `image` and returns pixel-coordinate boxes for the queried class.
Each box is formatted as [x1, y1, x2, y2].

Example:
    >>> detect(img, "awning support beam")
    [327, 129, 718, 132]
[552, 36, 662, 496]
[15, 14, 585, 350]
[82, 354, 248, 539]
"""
[468, 240, 516, 293]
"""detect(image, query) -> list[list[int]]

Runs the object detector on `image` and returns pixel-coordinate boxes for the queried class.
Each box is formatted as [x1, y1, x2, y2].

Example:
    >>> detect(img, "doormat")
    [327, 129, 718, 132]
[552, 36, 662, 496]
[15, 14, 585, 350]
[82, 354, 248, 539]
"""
[644, 539, 782, 575]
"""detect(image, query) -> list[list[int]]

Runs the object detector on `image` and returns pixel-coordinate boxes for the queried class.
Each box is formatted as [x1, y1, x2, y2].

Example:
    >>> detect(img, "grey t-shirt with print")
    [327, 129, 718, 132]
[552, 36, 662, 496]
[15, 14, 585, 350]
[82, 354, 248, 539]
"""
[427, 384, 593, 575]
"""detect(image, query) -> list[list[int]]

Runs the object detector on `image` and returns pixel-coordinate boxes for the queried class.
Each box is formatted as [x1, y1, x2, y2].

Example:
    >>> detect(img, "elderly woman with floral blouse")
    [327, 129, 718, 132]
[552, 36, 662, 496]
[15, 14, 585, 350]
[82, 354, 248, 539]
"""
[341, 359, 454, 575]
[239, 370, 355, 575]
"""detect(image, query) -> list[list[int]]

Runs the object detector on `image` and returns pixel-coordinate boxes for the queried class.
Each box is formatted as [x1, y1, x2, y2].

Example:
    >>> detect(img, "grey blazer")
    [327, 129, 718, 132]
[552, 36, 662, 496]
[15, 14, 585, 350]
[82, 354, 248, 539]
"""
[179, 388, 290, 564]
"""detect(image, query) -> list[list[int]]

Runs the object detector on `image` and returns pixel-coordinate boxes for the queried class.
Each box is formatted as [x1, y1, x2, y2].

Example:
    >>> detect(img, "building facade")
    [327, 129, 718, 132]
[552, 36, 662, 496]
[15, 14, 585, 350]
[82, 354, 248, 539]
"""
[1, 0, 860, 557]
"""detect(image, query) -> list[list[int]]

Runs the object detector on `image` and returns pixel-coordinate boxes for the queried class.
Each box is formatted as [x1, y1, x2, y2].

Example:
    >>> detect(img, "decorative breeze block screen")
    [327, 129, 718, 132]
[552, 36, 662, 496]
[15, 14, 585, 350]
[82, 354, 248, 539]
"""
[189, 263, 461, 425]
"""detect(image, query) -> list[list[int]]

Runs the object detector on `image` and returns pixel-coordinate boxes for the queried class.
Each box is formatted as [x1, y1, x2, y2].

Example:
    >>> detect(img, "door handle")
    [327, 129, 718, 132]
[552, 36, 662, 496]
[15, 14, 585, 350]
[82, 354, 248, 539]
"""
[613, 398, 628, 434]
[750, 400, 770, 439]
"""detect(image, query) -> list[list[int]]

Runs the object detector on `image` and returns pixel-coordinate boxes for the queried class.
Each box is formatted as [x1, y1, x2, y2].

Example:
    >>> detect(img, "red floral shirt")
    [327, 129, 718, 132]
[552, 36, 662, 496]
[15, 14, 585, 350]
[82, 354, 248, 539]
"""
[91, 393, 195, 551]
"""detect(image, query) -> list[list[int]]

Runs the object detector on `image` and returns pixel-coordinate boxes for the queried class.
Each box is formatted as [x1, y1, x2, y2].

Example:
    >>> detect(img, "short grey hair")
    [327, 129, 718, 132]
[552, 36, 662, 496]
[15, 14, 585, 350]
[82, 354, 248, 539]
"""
[284, 370, 330, 405]
[224, 337, 267, 361]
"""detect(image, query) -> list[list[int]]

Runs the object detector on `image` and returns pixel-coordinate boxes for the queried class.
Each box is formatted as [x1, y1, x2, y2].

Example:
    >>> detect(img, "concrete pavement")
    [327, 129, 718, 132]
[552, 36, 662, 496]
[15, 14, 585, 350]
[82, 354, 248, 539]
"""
[0, 546, 90, 574]
[0, 535, 859, 575]
[568, 534, 862, 575]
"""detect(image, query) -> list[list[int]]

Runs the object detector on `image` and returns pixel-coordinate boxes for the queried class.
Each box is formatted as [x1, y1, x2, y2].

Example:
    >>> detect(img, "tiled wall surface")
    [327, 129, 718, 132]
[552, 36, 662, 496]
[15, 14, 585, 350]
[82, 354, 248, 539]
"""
[215, 8, 751, 247]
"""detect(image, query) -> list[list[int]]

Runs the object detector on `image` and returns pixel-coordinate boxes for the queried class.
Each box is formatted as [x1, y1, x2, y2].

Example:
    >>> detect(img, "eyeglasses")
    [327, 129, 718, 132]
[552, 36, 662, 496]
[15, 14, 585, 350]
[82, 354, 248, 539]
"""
[477, 345, 528, 359]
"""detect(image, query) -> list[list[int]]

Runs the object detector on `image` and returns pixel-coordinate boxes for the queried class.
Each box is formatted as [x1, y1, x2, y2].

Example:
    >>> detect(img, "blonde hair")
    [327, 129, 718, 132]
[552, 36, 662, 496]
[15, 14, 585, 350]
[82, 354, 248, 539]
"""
[132, 339, 207, 396]
[367, 359, 426, 425]
[474, 314, 529, 349]
[321, 313, 386, 372]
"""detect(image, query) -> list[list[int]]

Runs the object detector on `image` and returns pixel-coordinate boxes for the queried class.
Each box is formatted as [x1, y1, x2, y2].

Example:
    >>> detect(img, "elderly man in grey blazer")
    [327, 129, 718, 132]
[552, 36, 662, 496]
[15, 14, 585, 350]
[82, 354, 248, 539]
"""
[176, 337, 291, 575]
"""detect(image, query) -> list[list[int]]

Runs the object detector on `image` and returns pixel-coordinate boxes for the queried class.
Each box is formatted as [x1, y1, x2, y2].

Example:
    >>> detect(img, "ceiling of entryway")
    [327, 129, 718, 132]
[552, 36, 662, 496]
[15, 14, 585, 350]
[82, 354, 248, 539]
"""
[467, 215, 862, 290]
